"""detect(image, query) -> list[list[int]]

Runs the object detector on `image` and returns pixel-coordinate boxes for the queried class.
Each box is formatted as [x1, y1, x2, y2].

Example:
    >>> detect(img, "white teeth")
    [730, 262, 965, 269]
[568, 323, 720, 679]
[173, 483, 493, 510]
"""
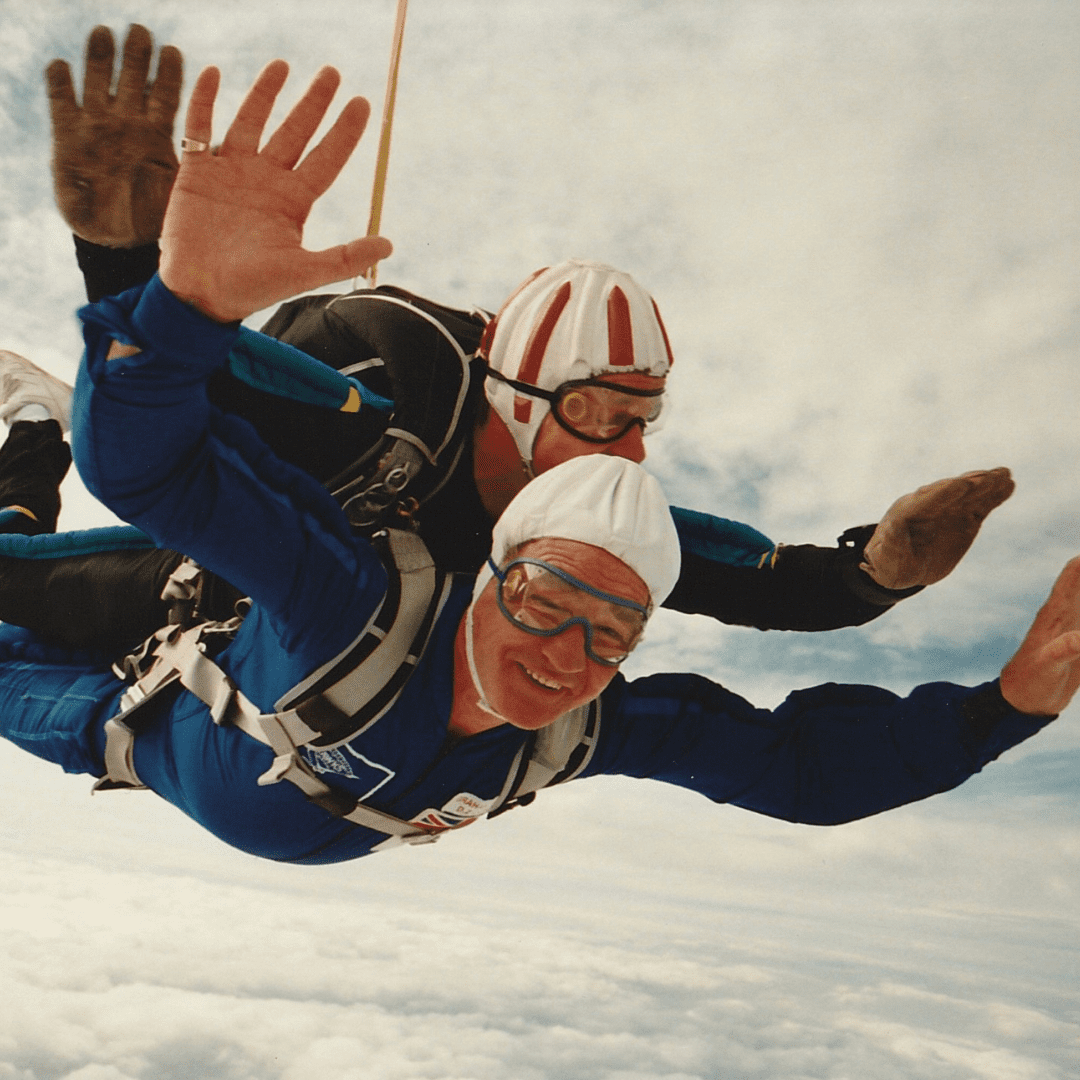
[524, 666, 562, 690]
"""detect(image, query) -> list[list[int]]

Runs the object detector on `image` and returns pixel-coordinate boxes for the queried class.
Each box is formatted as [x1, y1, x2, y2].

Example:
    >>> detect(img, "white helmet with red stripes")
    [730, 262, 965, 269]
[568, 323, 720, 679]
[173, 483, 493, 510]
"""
[480, 259, 674, 464]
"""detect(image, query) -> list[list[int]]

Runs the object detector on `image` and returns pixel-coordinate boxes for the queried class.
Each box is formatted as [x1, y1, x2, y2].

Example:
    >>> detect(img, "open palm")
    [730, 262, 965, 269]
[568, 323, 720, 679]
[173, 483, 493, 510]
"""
[1000, 557, 1080, 717]
[159, 61, 391, 323]
[46, 24, 182, 248]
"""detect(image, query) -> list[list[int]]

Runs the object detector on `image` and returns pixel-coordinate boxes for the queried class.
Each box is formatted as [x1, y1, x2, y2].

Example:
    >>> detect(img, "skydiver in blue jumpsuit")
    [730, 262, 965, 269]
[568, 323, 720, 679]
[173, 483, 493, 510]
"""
[0, 60, 1073, 867]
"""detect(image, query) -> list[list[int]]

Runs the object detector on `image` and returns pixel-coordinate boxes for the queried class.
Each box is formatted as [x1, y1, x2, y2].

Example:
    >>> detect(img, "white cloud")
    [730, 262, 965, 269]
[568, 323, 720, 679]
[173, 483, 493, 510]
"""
[1, 840, 1077, 1080]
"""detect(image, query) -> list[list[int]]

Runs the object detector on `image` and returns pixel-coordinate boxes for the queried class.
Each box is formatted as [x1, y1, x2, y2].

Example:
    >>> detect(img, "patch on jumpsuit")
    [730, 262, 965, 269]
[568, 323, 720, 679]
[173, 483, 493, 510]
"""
[411, 792, 495, 832]
[302, 745, 395, 801]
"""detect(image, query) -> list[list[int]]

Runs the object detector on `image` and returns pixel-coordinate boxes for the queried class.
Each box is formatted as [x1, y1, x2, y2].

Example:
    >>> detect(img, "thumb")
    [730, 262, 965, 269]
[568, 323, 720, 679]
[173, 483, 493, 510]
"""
[341, 235, 393, 276]
[1038, 629, 1080, 665]
[280, 236, 392, 298]
[303, 235, 393, 291]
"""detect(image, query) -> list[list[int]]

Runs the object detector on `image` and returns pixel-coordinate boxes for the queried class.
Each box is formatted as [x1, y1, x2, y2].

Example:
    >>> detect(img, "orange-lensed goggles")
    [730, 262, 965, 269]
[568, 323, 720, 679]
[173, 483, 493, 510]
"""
[487, 371, 666, 444]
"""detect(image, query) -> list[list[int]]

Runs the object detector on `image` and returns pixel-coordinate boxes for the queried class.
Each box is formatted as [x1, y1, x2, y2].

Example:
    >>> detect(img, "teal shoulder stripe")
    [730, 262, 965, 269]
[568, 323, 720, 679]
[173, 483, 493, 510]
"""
[0, 525, 156, 560]
[670, 506, 775, 568]
[229, 327, 394, 414]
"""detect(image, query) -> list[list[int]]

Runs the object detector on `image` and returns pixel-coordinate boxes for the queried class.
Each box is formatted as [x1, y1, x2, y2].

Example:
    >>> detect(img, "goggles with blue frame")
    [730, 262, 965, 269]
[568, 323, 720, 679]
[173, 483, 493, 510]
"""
[488, 556, 648, 667]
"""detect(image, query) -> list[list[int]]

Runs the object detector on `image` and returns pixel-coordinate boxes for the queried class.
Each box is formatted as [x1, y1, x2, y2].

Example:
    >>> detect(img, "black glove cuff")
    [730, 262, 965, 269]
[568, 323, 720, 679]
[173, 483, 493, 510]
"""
[837, 524, 924, 606]
[74, 235, 162, 303]
[961, 680, 1053, 742]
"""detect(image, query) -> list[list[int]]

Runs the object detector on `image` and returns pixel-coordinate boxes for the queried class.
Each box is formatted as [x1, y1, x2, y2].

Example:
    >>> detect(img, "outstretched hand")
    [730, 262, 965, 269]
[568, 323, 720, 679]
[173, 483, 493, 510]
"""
[46, 24, 182, 247]
[1000, 557, 1080, 716]
[158, 62, 392, 324]
[861, 468, 1015, 590]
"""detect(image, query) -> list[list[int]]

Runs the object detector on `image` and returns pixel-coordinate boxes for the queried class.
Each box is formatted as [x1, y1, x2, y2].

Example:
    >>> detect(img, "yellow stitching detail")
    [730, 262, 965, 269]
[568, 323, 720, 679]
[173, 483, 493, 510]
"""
[757, 545, 780, 569]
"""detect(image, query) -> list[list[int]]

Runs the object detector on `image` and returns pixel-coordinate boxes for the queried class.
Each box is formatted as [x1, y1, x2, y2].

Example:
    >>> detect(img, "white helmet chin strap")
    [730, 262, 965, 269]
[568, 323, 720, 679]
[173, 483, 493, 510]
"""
[464, 598, 512, 724]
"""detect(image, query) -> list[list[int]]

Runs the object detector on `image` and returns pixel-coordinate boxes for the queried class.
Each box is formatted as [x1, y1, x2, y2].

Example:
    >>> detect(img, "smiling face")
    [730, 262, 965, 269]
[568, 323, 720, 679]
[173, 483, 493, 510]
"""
[453, 537, 651, 735]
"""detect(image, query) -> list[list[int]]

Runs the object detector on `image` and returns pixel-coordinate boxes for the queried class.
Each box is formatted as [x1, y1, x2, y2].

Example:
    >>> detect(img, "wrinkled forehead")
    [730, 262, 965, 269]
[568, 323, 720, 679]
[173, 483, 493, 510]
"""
[510, 538, 651, 609]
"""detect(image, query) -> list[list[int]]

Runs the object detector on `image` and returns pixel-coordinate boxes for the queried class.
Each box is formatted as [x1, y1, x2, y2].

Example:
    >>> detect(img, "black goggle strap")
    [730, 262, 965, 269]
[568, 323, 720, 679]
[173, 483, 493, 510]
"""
[485, 369, 665, 403]
[484, 368, 560, 402]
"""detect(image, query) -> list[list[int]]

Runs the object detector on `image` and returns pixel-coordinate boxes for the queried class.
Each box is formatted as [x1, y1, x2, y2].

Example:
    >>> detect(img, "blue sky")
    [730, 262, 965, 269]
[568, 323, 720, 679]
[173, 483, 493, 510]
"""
[0, 2, 1078, 1077]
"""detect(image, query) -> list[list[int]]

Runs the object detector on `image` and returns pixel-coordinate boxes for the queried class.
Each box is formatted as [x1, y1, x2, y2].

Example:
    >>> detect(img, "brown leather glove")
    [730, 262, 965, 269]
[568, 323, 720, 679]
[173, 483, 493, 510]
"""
[860, 467, 1015, 590]
[45, 24, 182, 248]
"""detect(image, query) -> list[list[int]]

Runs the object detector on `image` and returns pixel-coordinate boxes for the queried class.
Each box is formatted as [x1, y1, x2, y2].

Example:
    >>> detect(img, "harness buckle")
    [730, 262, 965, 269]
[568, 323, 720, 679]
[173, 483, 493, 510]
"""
[257, 753, 298, 787]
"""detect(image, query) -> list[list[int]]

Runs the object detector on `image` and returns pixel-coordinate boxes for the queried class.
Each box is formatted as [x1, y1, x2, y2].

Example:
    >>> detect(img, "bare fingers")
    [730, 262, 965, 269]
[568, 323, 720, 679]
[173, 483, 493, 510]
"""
[1000, 556, 1080, 715]
[298, 235, 394, 296]
[294, 96, 372, 199]
[182, 66, 222, 151]
[217, 60, 290, 157]
[261, 66, 343, 169]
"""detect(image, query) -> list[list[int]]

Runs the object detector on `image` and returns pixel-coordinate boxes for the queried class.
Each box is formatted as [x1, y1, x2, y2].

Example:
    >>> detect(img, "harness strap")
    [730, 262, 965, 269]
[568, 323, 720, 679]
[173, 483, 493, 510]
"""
[96, 530, 454, 846]
[95, 716, 151, 790]
[485, 701, 600, 819]
[95, 623, 194, 793]
[98, 618, 444, 845]
[95, 528, 601, 849]
[160, 557, 202, 626]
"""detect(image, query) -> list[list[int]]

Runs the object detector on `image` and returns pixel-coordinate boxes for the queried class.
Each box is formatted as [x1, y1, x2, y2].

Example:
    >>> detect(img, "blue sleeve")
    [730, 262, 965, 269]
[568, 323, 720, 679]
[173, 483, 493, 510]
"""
[71, 276, 386, 662]
[587, 674, 1054, 824]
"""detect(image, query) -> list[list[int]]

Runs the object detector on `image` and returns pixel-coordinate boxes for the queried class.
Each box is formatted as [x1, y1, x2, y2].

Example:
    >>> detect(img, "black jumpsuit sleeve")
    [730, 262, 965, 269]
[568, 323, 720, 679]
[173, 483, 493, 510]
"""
[663, 523, 922, 631]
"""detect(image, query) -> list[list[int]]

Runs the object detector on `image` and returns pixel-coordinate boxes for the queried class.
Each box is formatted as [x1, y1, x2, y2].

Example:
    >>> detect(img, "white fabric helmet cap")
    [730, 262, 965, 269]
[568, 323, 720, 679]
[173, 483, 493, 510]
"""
[474, 455, 681, 611]
[484, 259, 674, 464]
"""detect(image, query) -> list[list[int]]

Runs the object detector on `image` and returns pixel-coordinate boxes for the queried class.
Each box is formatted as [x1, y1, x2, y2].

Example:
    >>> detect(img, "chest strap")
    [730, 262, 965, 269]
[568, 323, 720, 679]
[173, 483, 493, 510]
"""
[485, 701, 600, 820]
[97, 530, 451, 841]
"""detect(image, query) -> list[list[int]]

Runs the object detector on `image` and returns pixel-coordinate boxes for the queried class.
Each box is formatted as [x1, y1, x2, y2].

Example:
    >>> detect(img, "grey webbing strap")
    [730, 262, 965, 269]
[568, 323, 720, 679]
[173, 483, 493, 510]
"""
[281, 529, 450, 742]
[383, 427, 436, 466]
[96, 625, 193, 792]
[321, 531, 435, 719]
[158, 629, 439, 843]
[273, 600, 387, 710]
[488, 744, 529, 812]
[97, 552, 442, 846]
[152, 630, 332, 789]
[342, 802, 441, 844]
[110, 623, 437, 844]
[518, 703, 594, 795]
[95, 717, 148, 791]
[486, 702, 601, 815]
[160, 557, 202, 626]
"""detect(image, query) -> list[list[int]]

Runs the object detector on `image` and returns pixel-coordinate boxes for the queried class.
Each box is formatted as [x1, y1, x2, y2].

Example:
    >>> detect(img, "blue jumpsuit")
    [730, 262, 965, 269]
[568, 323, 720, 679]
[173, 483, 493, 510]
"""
[0, 277, 1054, 865]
